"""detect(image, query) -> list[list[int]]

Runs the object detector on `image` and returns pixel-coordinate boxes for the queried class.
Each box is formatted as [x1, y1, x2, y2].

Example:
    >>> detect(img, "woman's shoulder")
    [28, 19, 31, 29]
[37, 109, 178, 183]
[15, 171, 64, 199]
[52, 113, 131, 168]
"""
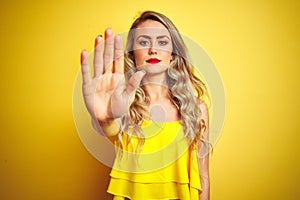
[198, 99, 208, 110]
[197, 99, 209, 122]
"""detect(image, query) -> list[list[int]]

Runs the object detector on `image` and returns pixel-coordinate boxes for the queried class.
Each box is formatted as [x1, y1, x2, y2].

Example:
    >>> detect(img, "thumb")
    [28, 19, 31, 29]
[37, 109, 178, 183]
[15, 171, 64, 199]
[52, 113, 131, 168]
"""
[123, 70, 146, 98]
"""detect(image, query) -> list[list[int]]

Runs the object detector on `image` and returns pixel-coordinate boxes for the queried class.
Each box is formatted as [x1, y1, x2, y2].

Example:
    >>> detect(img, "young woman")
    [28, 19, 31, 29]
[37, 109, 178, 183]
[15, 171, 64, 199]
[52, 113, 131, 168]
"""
[80, 11, 210, 200]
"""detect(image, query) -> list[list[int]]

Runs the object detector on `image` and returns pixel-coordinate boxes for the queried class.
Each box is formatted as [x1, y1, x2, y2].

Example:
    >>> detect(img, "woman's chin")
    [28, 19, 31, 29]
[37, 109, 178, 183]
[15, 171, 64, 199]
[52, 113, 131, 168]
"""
[136, 64, 169, 75]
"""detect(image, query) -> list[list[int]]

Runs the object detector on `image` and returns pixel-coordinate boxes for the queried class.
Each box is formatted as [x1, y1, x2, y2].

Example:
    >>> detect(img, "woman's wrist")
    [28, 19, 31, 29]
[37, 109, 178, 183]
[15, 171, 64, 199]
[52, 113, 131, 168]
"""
[92, 118, 121, 137]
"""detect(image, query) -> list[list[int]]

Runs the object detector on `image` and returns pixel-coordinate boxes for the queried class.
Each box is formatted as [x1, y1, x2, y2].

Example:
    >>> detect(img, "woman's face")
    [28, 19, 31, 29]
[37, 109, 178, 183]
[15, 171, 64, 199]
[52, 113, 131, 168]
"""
[133, 20, 173, 74]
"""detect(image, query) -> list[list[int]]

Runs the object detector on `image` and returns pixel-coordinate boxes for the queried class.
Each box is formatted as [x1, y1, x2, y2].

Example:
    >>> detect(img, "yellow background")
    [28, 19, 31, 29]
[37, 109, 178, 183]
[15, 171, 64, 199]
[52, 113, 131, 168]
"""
[0, 0, 299, 199]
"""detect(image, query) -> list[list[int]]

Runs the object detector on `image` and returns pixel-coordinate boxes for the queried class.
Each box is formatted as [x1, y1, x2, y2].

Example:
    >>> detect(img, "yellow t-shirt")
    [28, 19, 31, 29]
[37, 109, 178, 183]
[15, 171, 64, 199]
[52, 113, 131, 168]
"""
[107, 119, 202, 200]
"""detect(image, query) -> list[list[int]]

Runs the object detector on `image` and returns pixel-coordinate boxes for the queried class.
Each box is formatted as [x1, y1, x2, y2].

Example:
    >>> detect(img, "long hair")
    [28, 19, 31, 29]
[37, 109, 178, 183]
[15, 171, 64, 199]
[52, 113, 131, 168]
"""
[118, 10, 210, 158]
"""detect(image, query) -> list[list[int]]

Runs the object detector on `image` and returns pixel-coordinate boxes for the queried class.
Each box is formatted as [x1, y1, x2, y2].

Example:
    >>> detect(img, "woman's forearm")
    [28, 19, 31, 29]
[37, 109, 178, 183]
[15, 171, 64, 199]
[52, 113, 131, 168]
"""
[199, 175, 210, 200]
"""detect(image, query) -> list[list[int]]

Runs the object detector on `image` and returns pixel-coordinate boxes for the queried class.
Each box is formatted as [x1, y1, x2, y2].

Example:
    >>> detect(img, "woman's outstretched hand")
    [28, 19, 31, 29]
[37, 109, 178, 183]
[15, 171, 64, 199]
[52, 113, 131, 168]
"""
[80, 28, 145, 123]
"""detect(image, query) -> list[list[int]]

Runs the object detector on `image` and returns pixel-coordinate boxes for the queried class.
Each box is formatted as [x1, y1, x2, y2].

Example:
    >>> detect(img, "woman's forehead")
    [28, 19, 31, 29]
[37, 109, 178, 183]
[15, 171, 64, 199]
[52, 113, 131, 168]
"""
[133, 27, 171, 38]
[133, 19, 170, 37]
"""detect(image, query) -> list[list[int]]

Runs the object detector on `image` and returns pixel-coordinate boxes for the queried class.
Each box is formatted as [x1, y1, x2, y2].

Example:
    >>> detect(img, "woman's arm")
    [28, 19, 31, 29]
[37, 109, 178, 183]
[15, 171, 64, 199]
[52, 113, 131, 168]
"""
[198, 102, 210, 200]
[198, 154, 210, 200]
[92, 118, 121, 137]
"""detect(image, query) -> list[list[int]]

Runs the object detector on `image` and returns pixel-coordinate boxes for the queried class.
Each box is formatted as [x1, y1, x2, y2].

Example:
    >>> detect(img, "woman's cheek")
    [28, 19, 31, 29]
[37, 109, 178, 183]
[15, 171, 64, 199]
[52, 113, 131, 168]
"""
[133, 51, 146, 66]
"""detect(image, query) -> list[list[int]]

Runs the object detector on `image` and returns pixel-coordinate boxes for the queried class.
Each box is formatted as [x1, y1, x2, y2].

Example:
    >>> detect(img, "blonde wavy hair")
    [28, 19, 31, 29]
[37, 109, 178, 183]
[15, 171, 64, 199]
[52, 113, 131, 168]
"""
[117, 11, 210, 158]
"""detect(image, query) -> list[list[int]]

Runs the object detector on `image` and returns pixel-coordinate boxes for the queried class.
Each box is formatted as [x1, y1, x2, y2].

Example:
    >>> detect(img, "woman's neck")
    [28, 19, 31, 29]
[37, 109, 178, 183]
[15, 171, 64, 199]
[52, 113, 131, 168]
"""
[142, 73, 170, 102]
[143, 83, 169, 102]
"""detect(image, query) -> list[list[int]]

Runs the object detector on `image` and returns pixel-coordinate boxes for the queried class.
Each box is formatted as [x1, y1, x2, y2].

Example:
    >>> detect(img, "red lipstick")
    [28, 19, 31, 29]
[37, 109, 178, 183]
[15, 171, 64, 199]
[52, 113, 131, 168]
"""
[146, 58, 161, 64]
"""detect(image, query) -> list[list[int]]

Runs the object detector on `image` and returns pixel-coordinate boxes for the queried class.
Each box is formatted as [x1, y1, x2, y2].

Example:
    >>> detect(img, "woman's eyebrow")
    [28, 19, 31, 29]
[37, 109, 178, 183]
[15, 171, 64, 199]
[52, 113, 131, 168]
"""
[137, 35, 151, 40]
[136, 35, 170, 40]
[156, 35, 170, 40]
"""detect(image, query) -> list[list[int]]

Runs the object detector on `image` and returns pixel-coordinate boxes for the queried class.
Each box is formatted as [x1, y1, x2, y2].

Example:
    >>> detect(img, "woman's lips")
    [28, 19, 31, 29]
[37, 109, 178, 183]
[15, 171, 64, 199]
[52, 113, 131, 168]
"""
[146, 58, 161, 64]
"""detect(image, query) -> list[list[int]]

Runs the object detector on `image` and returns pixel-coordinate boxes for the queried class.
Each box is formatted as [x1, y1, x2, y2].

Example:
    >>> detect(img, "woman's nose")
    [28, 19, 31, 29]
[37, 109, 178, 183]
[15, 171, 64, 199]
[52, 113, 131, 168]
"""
[148, 45, 157, 55]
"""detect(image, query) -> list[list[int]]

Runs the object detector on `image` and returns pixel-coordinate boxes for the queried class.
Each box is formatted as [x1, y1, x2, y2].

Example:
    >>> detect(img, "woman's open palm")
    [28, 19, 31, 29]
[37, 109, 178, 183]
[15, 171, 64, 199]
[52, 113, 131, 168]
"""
[80, 28, 145, 122]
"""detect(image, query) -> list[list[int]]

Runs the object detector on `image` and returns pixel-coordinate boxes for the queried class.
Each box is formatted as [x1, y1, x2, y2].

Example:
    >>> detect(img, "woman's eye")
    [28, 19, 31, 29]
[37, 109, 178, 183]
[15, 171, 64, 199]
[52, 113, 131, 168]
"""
[139, 41, 149, 46]
[158, 41, 168, 46]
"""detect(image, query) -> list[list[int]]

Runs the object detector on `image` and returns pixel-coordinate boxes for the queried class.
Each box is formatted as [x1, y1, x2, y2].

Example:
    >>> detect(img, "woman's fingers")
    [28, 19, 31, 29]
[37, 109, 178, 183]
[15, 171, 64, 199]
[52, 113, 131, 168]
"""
[124, 71, 146, 97]
[113, 34, 124, 74]
[93, 35, 103, 77]
[81, 50, 91, 84]
[82, 27, 123, 84]
[103, 28, 114, 73]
